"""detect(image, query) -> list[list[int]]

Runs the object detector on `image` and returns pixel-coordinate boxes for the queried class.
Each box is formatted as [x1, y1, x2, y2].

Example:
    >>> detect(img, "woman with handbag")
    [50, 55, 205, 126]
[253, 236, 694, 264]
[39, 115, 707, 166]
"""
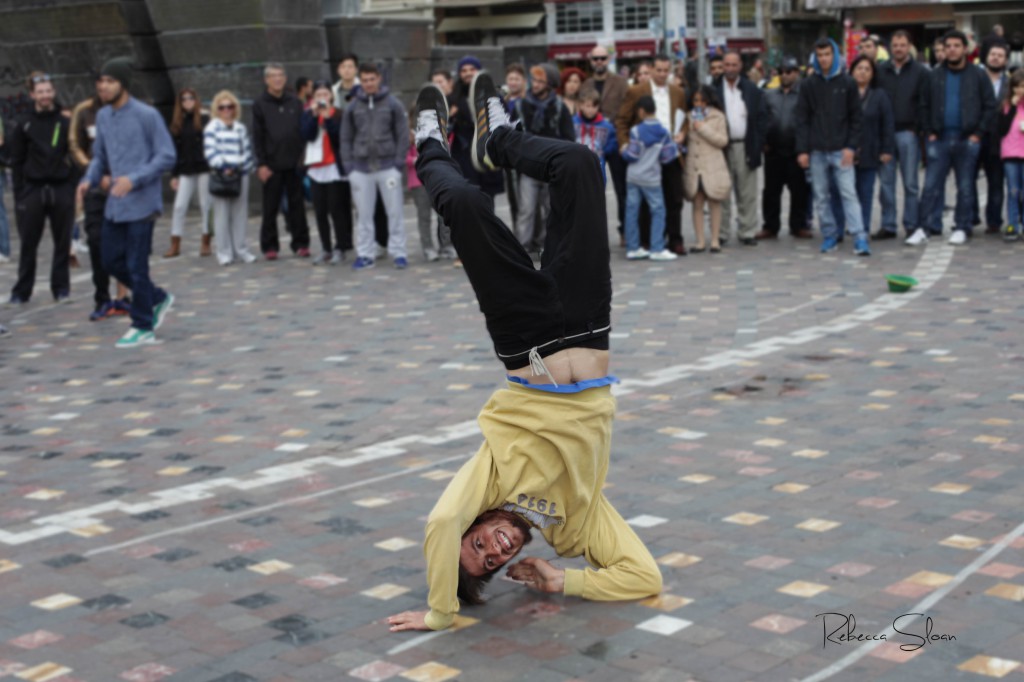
[300, 81, 352, 264]
[203, 90, 257, 265]
[166, 88, 212, 258]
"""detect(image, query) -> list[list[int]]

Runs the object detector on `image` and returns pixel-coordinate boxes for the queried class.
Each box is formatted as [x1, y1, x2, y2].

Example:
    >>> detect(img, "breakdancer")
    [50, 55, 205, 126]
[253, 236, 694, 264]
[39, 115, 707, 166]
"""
[387, 73, 662, 632]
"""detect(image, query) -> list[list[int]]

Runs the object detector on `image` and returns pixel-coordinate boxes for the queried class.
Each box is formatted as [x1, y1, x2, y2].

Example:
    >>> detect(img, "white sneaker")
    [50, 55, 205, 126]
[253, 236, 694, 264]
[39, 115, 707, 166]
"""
[424, 248, 439, 262]
[904, 228, 929, 246]
[948, 230, 967, 245]
[626, 248, 650, 260]
[240, 252, 258, 264]
[649, 249, 678, 261]
[0, 253, 9, 264]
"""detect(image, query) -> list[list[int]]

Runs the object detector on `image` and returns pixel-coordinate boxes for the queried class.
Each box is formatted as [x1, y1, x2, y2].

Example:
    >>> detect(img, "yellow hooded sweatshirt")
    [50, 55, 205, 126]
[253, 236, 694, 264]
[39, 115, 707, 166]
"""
[423, 381, 663, 630]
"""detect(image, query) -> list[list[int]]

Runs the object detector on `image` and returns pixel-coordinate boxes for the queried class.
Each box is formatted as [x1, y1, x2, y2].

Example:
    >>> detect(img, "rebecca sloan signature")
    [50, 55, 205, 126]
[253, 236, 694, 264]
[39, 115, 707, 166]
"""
[817, 612, 957, 651]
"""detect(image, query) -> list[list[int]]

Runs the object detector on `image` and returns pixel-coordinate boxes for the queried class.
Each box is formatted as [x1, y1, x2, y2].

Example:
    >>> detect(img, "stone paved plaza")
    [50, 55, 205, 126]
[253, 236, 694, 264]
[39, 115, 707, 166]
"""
[0, 186, 1022, 682]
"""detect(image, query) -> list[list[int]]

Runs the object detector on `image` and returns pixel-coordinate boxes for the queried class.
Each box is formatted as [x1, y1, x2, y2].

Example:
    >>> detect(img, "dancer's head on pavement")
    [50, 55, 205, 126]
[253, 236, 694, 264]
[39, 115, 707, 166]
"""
[457, 510, 533, 603]
[98, 57, 132, 106]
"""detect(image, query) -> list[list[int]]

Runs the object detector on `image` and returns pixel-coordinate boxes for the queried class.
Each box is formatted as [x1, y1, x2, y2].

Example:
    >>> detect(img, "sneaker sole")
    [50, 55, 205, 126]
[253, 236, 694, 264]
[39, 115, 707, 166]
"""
[115, 337, 158, 349]
[154, 293, 174, 331]
[416, 85, 450, 154]
[469, 72, 495, 174]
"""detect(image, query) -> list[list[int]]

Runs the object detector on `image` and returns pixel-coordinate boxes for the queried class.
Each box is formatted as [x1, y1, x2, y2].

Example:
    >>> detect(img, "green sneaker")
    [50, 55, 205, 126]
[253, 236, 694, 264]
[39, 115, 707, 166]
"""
[153, 292, 174, 330]
[115, 327, 157, 349]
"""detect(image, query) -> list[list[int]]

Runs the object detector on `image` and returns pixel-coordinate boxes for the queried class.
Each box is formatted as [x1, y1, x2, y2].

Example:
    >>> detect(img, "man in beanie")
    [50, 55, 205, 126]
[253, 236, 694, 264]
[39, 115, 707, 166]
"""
[77, 57, 177, 349]
[510, 62, 575, 253]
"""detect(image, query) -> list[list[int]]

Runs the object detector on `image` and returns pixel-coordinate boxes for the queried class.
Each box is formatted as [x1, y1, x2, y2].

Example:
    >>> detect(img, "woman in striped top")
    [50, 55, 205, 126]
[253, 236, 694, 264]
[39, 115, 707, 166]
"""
[204, 90, 257, 265]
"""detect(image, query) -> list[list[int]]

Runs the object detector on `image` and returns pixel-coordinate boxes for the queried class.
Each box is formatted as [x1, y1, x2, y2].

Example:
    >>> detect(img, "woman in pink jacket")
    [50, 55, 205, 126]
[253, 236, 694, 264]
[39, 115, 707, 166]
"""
[998, 70, 1024, 241]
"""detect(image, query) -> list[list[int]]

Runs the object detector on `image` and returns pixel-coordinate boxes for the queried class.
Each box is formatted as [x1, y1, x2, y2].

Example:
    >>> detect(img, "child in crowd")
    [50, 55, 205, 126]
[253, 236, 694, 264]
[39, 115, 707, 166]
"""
[622, 95, 679, 262]
[683, 85, 731, 253]
[573, 87, 617, 184]
[999, 69, 1024, 241]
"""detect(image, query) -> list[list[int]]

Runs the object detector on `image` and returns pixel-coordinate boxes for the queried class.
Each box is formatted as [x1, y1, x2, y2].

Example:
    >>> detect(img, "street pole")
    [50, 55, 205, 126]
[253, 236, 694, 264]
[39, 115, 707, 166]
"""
[696, 0, 707, 83]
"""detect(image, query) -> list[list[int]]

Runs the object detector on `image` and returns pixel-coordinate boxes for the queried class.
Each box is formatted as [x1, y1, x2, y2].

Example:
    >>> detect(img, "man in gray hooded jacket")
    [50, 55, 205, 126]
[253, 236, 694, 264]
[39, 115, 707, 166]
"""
[340, 62, 409, 270]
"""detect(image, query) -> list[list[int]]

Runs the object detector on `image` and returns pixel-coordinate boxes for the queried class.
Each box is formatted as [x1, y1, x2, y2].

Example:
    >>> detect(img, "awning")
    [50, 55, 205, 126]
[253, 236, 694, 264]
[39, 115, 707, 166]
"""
[547, 43, 596, 60]
[437, 12, 544, 33]
[615, 39, 657, 59]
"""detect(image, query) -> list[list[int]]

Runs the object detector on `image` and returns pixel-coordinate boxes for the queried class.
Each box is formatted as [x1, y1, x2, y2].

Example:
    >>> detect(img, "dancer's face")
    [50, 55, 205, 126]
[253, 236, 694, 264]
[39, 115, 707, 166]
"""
[459, 515, 528, 576]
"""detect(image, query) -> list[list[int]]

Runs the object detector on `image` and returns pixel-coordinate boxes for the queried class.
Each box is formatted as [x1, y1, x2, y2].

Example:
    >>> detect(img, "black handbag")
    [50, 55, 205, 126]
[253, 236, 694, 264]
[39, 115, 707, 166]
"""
[209, 169, 241, 198]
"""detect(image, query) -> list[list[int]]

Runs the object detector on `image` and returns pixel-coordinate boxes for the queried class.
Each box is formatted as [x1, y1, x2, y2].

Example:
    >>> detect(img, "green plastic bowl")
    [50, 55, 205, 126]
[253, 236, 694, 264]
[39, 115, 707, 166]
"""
[886, 274, 918, 293]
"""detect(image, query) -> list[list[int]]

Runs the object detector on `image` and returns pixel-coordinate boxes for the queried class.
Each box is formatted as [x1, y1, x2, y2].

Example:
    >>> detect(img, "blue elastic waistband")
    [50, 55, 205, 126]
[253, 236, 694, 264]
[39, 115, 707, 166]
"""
[506, 375, 619, 394]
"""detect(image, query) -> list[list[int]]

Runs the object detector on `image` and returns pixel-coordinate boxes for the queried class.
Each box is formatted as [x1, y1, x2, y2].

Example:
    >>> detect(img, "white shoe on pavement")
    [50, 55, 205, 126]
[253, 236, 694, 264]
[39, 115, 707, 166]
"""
[904, 228, 929, 246]
[626, 248, 650, 260]
[649, 249, 678, 261]
[948, 230, 967, 245]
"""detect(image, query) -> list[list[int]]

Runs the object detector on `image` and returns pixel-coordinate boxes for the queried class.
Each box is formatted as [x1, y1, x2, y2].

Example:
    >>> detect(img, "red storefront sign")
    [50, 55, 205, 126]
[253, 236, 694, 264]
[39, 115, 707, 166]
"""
[616, 39, 657, 59]
[547, 43, 596, 60]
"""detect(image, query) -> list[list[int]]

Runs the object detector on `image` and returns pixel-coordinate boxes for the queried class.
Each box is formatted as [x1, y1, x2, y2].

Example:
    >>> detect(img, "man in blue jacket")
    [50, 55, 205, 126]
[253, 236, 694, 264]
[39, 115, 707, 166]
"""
[77, 58, 176, 349]
[795, 38, 869, 256]
[913, 30, 996, 246]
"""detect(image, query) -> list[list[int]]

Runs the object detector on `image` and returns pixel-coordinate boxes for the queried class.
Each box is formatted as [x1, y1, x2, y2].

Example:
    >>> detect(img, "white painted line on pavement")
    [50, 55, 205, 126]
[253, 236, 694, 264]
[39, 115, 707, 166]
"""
[0, 245, 955, 546]
[84, 453, 470, 557]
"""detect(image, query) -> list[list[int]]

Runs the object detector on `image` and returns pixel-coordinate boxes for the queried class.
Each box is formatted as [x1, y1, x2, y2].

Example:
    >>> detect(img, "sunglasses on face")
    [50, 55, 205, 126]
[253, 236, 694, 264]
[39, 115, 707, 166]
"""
[218, 104, 236, 111]
[591, 56, 608, 62]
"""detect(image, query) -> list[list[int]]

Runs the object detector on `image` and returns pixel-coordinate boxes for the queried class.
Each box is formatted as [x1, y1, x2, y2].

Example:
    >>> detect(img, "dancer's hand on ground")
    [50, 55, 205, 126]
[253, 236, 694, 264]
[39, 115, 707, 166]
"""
[387, 610, 430, 632]
[506, 557, 564, 593]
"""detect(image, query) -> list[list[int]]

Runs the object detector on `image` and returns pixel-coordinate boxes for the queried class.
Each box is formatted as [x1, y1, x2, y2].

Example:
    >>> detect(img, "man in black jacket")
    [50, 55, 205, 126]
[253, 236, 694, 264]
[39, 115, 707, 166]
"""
[715, 51, 766, 246]
[876, 30, 929, 240]
[796, 38, 869, 256]
[759, 57, 811, 240]
[914, 30, 996, 246]
[8, 72, 75, 304]
[511, 63, 575, 252]
[252, 62, 310, 260]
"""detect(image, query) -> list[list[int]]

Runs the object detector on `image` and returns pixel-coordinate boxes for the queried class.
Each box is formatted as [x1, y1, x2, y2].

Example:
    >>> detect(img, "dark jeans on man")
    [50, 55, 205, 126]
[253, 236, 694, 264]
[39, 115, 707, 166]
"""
[662, 160, 685, 250]
[416, 128, 611, 369]
[606, 149, 628, 235]
[310, 179, 353, 254]
[920, 132, 982, 235]
[11, 182, 74, 301]
[762, 154, 810, 235]
[84, 189, 113, 307]
[972, 136, 1004, 230]
[101, 218, 167, 331]
[260, 168, 310, 254]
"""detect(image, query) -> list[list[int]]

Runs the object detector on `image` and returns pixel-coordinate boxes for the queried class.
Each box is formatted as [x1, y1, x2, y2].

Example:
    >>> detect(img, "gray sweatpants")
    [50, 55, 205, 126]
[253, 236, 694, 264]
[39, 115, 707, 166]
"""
[211, 175, 255, 264]
[515, 174, 549, 251]
[350, 168, 407, 260]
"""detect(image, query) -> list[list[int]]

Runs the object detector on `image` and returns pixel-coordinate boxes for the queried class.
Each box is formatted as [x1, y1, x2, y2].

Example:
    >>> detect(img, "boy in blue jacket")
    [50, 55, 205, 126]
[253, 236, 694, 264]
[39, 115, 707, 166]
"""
[574, 88, 617, 183]
[622, 96, 679, 262]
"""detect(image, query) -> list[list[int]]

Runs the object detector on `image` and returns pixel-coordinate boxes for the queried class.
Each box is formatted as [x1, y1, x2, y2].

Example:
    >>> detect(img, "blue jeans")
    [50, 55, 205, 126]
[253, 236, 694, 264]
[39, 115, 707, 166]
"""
[878, 130, 921, 234]
[101, 218, 167, 331]
[1006, 160, 1024, 228]
[626, 183, 666, 252]
[0, 170, 10, 257]
[830, 167, 877, 235]
[920, 132, 981, 235]
[811, 151, 864, 241]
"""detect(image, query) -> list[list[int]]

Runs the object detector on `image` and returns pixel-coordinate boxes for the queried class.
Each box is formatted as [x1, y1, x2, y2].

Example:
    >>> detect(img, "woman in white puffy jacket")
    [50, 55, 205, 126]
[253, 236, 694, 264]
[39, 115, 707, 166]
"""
[203, 90, 257, 265]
